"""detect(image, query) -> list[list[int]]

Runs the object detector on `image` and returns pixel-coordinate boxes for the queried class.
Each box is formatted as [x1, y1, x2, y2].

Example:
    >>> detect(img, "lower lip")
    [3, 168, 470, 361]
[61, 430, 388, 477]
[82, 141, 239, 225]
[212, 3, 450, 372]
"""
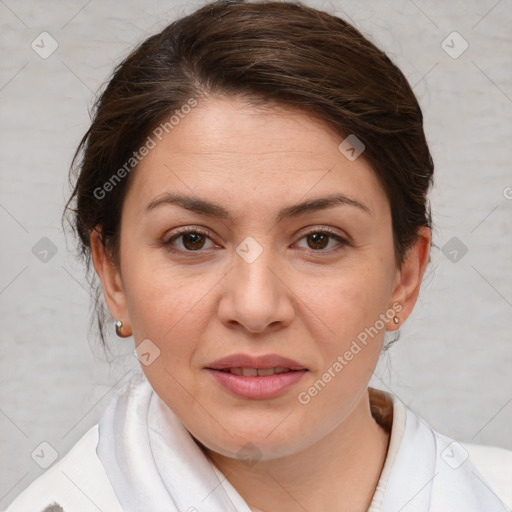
[206, 369, 308, 399]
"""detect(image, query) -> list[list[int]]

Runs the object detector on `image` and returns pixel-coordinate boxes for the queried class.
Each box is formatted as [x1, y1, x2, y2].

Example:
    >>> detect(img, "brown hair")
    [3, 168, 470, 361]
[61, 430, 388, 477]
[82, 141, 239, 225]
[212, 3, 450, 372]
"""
[65, 0, 433, 346]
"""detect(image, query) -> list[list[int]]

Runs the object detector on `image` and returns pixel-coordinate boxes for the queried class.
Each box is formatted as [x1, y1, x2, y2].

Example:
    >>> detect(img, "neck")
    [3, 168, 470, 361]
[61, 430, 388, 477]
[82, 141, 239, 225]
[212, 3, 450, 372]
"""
[206, 388, 391, 512]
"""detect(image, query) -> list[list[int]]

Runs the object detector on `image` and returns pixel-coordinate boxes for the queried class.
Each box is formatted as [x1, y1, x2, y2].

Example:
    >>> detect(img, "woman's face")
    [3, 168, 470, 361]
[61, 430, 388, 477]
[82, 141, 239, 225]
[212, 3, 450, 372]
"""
[94, 96, 427, 460]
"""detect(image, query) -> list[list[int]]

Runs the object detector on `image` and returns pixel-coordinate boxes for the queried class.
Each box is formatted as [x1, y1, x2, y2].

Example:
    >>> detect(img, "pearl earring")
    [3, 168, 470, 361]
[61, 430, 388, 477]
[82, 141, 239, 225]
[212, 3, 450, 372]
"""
[114, 320, 130, 338]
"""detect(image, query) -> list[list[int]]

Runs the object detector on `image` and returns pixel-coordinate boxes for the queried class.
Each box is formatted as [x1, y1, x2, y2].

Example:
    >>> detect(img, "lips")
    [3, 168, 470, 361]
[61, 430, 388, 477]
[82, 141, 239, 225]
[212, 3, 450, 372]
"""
[205, 353, 308, 399]
[206, 353, 307, 372]
[219, 367, 291, 376]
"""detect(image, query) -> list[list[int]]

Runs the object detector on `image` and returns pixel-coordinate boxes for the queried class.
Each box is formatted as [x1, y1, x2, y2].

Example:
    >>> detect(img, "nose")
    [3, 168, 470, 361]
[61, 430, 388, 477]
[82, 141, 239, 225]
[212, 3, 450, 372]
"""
[217, 244, 295, 334]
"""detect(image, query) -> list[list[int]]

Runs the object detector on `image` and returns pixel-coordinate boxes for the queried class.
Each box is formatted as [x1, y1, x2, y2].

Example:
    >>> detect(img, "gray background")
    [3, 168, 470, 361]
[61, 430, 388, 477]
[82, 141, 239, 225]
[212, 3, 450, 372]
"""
[1, 0, 511, 506]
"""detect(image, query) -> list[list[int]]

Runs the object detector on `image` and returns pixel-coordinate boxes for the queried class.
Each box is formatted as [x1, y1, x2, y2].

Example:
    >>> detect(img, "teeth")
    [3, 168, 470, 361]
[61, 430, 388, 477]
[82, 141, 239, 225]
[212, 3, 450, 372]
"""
[257, 368, 276, 376]
[226, 367, 292, 376]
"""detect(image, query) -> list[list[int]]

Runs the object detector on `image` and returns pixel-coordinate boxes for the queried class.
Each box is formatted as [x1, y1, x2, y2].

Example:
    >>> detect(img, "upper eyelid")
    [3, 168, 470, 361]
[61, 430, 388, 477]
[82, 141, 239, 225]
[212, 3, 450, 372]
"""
[165, 225, 345, 238]
[164, 225, 349, 248]
[164, 226, 215, 243]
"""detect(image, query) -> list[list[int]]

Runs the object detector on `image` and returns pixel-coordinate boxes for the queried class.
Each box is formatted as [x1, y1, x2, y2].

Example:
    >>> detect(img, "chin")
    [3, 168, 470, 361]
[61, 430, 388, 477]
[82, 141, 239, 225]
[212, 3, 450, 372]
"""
[194, 431, 305, 463]
[187, 411, 327, 464]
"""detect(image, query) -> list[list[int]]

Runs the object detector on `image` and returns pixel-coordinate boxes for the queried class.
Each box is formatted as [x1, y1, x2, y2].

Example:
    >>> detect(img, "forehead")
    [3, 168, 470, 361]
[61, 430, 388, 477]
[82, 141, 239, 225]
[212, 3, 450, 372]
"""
[124, 96, 389, 221]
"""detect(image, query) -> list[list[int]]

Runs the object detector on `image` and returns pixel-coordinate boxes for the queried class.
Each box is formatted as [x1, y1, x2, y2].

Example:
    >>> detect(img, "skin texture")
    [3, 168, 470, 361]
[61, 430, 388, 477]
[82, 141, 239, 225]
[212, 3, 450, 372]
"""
[91, 96, 431, 512]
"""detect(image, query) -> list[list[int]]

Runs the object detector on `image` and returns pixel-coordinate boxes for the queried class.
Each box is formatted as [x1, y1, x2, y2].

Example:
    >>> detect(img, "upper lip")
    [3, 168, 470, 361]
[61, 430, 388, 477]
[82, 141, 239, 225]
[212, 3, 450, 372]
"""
[206, 353, 307, 371]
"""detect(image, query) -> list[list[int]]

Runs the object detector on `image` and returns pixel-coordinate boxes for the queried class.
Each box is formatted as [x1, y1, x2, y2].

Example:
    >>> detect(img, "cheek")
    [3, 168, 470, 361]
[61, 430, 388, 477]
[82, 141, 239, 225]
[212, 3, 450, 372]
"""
[298, 259, 393, 348]
[122, 260, 220, 418]
[288, 273, 388, 448]
[121, 246, 217, 343]
[289, 259, 392, 407]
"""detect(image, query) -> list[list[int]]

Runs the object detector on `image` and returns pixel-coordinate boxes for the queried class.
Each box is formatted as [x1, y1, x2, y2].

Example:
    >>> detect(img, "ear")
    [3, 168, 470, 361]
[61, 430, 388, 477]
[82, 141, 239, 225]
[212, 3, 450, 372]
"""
[388, 227, 431, 330]
[90, 229, 130, 332]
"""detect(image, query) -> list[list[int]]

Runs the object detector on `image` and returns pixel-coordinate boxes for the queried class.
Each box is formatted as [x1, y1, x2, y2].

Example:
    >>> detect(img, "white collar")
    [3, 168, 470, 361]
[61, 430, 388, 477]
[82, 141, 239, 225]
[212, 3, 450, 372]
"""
[96, 373, 508, 511]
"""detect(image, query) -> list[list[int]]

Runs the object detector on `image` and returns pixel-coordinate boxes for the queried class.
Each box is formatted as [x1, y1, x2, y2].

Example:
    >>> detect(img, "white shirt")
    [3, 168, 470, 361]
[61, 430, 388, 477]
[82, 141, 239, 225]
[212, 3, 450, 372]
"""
[5, 374, 512, 512]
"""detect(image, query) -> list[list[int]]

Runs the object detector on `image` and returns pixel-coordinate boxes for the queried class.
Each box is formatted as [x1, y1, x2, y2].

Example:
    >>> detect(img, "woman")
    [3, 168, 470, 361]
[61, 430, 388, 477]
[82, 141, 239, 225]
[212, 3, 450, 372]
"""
[6, 1, 511, 511]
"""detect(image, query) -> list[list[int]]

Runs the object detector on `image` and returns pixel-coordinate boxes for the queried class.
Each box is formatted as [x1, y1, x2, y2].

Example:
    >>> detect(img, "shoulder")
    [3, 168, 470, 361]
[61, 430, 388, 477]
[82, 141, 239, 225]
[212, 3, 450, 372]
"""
[421, 416, 512, 511]
[379, 392, 512, 511]
[5, 425, 122, 512]
[460, 441, 512, 506]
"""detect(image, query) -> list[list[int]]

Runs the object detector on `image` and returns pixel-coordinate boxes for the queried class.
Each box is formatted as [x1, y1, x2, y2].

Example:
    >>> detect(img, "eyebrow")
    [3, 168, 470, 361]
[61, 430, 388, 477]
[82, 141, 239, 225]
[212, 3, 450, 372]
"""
[145, 192, 371, 221]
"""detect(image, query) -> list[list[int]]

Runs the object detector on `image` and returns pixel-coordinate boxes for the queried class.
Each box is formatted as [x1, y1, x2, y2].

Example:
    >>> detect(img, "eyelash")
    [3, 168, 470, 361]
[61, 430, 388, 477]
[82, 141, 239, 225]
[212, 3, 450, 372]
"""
[162, 226, 351, 254]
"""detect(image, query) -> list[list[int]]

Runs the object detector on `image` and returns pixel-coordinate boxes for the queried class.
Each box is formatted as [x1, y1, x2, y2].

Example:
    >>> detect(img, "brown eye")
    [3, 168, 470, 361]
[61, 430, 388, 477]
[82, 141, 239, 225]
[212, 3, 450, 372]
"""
[163, 228, 216, 252]
[307, 232, 330, 250]
[182, 232, 206, 250]
[296, 229, 350, 252]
